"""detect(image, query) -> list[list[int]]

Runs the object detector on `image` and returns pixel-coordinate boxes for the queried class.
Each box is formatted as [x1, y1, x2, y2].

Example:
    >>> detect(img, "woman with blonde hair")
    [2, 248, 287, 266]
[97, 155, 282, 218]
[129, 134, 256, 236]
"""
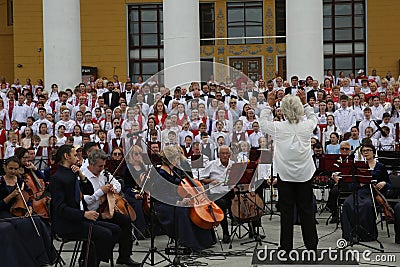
[153, 145, 216, 252]
[123, 145, 149, 238]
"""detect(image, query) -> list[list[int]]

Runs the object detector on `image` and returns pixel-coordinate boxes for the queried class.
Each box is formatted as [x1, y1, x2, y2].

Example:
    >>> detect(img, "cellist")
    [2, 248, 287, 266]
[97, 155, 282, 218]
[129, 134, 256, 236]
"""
[81, 149, 141, 267]
[0, 156, 56, 266]
[154, 145, 216, 252]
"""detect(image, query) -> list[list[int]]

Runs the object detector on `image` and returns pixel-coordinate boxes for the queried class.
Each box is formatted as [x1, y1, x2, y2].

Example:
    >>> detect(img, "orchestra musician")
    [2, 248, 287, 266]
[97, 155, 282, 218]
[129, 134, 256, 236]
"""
[259, 89, 318, 253]
[81, 149, 141, 266]
[51, 145, 120, 267]
[0, 156, 56, 266]
[123, 145, 150, 239]
[341, 143, 391, 241]
[199, 145, 234, 244]
[154, 145, 216, 252]
[326, 141, 352, 224]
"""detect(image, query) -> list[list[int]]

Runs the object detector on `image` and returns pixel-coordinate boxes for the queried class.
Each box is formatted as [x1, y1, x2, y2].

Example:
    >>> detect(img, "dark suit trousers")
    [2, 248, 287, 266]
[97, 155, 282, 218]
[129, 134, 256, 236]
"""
[60, 220, 120, 267]
[277, 177, 318, 252]
[100, 212, 133, 260]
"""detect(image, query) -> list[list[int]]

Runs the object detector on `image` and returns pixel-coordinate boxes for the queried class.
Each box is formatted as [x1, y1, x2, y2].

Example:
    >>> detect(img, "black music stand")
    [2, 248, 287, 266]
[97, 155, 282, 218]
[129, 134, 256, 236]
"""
[34, 156, 49, 171]
[190, 154, 204, 180]
[249, 149, 278, 220]
[337, 160, 384, 252]
[377, 151, 400, 174]
[142, 153, 162, 167]
[226, 162, 257, 249]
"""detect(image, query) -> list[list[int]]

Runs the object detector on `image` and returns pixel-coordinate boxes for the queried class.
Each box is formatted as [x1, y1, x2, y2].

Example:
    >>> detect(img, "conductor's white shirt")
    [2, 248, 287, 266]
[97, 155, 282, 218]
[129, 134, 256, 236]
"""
[259, 105, 317, 182]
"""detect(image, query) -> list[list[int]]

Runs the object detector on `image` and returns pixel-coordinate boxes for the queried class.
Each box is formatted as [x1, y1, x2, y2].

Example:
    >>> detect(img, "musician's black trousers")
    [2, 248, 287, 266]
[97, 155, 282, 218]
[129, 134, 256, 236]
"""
[211, 191, 233, 235]
[61, 220, 120, 267]
[100, 212, 133, 260]
[394, 203, 400, 244]
[277, 177, 318, 252]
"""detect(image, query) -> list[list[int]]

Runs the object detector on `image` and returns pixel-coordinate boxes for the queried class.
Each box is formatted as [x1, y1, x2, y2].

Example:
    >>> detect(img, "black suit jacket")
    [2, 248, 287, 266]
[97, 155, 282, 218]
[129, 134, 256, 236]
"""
[50, 165, 94, 235]
[121, 91, 134, 105]
[244, 91, 259, 101]
[307, 89, 318, 102]
[143, 93, 155, 106]
[102, 91, 120, 110]
[222, 95, 238, 102]
[161, 95, 172, 106]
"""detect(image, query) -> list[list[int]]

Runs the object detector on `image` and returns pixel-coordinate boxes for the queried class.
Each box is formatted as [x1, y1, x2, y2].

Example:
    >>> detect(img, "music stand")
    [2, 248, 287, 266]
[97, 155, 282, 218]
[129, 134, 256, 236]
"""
[190, 155, 204, 180]
[337, 160, 384, 252]
[34, 156, 49, 171]
[377, 151, 400, 174]
[142, 153, 162, 167]
[226, 162, 257, 249]
[242, 150, 277, 249]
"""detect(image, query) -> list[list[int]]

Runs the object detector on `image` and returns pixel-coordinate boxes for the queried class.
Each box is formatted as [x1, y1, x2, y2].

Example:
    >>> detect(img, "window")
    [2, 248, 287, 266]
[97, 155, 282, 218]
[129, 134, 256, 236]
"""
[200, 3, 215, 45]
[275, 0, 286, 43]
[227, 1, 263, 45]
[128, 4, 163, 82]
[323, 0, 366, 76]
[7, 0, 13, 26]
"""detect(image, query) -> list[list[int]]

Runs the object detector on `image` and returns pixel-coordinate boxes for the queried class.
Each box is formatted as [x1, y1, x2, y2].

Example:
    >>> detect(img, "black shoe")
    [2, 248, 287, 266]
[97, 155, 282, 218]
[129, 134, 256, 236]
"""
[222, 234, 230, 244]
[116, 257, 141, 267]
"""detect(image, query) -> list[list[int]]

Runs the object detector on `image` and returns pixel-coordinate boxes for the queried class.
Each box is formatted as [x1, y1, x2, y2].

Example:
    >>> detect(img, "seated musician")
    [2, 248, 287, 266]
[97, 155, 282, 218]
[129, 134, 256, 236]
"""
[326, 141, 352, 224]
[200, 145, 234, 244]
[81, 149, 141, 266]
[341, 143, 391, 241]
[0, 156, 56, 266]
[51, 145, 120, 267]
[153, 145, 216, 252]
[123, 145, 149, 239]
[14, 147, 48, 186]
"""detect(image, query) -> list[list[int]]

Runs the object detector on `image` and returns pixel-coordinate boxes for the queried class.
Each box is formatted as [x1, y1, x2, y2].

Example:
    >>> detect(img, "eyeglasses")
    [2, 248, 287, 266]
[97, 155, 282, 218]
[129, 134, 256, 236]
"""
[362, 149, 373, 153]
[133, 152, 141, 156]
[340, 147, 350, 151]
[230, 102, 236, 104]
[113, 153, 122, 156]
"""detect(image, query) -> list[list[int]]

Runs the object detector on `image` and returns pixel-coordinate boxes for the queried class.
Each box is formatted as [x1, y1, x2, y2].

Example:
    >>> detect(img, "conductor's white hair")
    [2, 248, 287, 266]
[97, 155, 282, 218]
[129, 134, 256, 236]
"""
[280, 94, 304, 124]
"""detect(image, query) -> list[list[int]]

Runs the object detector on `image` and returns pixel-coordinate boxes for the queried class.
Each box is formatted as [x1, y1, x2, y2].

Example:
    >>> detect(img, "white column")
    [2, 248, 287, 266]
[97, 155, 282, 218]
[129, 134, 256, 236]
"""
[286, 0, 324, 82]
[163, 0, 200, 88]
[43, 0, 81, 91]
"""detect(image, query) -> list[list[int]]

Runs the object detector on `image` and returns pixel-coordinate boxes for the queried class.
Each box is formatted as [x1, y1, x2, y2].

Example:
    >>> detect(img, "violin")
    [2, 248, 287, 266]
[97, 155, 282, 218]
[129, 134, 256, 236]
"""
[176, 168, 224, 230]
[99, 169, 136, 222]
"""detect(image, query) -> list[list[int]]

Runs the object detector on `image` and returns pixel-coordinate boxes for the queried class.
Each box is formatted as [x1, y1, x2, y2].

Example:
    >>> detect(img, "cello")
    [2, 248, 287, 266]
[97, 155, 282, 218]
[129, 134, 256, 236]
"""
[176, 168, 224, 230]
[22, 163, 50, 219]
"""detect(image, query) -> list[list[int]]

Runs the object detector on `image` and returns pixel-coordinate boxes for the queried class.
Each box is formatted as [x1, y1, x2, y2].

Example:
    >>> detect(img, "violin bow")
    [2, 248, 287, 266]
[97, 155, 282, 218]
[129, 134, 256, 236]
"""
[15, 182, 41, 237]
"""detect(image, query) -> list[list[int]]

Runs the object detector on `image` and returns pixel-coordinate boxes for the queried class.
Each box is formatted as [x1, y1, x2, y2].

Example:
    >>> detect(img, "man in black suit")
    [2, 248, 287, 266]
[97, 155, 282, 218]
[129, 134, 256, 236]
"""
[306, 80, 320, 102]
[200, 84, 214, 106]
[284, 75, 300, 96]
[141, 83, 155, 106]
[121, 81, 135, 105]
[102, 81, 120, 110]
[50, 145, 120, 267]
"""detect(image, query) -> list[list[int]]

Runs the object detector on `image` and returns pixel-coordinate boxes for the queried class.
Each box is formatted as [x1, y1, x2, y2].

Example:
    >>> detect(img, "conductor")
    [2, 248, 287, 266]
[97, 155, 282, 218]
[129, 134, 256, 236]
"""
[259, 89, 318, 253]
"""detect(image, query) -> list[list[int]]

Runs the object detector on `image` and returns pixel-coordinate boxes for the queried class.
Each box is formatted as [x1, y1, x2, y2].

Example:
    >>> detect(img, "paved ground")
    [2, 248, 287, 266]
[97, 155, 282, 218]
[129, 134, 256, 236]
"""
[56, 203, 400, 267]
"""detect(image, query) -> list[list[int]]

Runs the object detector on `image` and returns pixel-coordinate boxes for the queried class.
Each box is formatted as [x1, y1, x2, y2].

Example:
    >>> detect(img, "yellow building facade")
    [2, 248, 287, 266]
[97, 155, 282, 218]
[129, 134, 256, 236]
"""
[0, 0, 399, 84]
